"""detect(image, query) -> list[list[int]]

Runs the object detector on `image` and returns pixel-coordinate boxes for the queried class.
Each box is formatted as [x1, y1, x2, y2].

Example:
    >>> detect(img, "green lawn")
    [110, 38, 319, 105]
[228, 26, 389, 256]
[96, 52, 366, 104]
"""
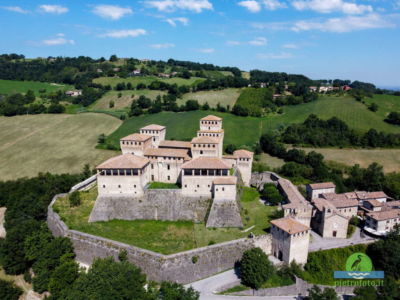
[0, 113, 121, 181]
[93, 76, 205, 88]
[148, 182, 181, 189]
[0, 79, 73, 95]
[178, 88, 241, 108]
[54, 186, 277, 254]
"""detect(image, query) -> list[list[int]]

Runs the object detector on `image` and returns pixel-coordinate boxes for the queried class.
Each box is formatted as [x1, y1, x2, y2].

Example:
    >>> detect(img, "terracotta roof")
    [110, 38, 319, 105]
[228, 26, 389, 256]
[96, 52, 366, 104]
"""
[222, 155, 236, 159]
[197, 129, 224, 133]
[367, 209, 400, 221]
[271, 217, 310, 235]
[121, 133, 152, 142]
[182, 157, 230, 169]
[213, 177, 237, 185]
[278, 178, 308, 206]
[201, 115, 222, 121]
[159, 140, 191, 149]
[366, 192, 388, 199]
[322, 193, 359, 208]
[365, 199, 384, 207]
[385, 200, 400, 208]
[313, 198, 337, 212]
[140, 124, 165, 131]
[309, 182, 336, 190]
[144, 148, 190, 160]
[191, 136, 219, 144]
[97, 154, 149, 169]
[234, 149, 254, 158]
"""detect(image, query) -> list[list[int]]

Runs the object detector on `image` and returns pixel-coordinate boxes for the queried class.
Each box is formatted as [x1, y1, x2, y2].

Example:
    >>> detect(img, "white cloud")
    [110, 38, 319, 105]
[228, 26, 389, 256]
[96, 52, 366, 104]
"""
[166, 17, 189, 26]
[38, 5, 68, 14]
[238, 1, 261, 12]
[395, 1, 400, 10]
[92, 5, 133, 20]
[262, 0, 286, 10]
[145, 0, 213, 13]
[282, 43, 298, 49]
[42, 37, 75, 46]
[150, 43, 175, 49]
[98, 29, 147, 38]
[2, 6, 29, 14]
[292, 13, 395, 33]
[198, 48, 215, 53]
[227, 40, 241, 45]
[249, 37, 268, 46]
[292, 0, 373, 15]
[257, 52, 293, 59]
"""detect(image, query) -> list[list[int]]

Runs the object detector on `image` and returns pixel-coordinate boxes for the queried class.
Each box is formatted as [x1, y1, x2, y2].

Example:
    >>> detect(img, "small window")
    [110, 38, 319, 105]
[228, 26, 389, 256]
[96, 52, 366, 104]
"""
[167, 175, 170, 180]
[103, 185, 106, 188]
[222, 187, 225, 191]
[167, 165, 170, 170]
[197, 185, 200, 188]
[118, 185, 121, 188]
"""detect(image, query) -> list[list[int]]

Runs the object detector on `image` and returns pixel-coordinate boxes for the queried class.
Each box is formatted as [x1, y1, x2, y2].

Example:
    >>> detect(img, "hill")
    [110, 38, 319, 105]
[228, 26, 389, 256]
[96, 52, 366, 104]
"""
[0, 113, 121, 181]
[93, 76, 205, 88]
[0, 79, 73, 95]
[178, 88, 241, 108]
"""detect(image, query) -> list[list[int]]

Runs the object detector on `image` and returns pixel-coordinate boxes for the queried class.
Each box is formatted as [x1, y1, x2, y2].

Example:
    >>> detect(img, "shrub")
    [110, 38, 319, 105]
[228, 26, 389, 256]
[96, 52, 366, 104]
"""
[240, 248, 275, 289]
[192, 256, 199, 264]
[118, 250, 128, 262]
[69, 191, 81, 207]
[0, 279, 23, 300]
[109, 100, 115, 108]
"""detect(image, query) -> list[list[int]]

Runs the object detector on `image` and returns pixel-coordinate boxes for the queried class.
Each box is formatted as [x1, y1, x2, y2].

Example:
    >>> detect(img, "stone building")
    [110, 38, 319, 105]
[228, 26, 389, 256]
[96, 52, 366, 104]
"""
[270, 217, 310, 265]
[365, 209, 400, 236]
[306, 182, 336, 200]
[93, 115, 253, 228]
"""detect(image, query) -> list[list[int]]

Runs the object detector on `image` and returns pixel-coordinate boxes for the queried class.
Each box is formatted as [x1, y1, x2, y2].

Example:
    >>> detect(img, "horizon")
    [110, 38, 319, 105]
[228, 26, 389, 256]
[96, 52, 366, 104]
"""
[1, 0, 400, 86]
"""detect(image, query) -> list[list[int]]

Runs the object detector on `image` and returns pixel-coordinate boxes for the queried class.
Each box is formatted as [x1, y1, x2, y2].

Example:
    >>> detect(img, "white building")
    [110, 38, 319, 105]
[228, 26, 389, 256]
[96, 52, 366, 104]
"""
[306, 182, 336, 200]
[139, 124, 166, 148]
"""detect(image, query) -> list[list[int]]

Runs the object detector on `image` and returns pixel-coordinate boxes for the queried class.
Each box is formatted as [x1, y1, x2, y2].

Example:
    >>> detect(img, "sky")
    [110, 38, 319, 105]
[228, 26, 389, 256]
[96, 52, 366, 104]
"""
[0, 0, 400, 87]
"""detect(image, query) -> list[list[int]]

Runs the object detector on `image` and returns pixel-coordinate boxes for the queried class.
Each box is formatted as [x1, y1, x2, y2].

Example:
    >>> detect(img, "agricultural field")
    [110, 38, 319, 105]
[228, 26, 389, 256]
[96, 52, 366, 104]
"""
[93, 76, 205, 88]
[362, 94, 400, 121]
[299, 147, 400, 173]
[178, 88, 241, 108]
[105, 111, 264, 149]
[0, 113, 121, 181]
[0, 79, 73, 95]
[54, 186, 276, 254]
[236, 88, 272, 114]
[91, 89, 167, 110]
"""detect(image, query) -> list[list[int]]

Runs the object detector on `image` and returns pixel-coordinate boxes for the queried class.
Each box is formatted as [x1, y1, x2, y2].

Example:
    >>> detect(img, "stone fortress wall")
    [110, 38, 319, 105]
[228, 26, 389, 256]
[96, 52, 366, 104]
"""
[48, 194, 271, 284]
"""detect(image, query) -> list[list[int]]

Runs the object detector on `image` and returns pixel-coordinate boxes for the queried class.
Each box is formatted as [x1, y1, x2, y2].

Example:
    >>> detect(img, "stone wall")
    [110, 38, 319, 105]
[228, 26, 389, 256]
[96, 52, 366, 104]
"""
[48, 194, 272, 284]
[89, 189, 211, 222]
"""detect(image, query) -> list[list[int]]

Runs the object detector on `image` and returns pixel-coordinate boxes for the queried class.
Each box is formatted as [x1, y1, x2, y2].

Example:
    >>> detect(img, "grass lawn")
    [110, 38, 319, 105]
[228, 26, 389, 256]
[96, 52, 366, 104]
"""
[258, 153, 286, 169]
[91, 90, 167, 110]
[299, 147, 400, 173]
[93, 76, 205, 88]
[148, 182, 180, 189]
[0, 113, 121, 181]
[0, 79, 73, 95]
[54, 186, 277, 254]
[178, 88, 241, 108]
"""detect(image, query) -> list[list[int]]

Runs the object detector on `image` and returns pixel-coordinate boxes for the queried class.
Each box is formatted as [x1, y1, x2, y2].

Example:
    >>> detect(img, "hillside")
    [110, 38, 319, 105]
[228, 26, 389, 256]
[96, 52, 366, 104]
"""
[0, 79, 73, 95]
[0, 113, 121, 181]
[93, 76, 205, 88]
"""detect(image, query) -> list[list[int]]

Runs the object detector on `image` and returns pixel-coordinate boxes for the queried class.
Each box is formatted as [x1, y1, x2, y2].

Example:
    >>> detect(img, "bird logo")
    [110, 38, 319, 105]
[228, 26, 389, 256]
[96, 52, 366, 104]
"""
[345, 253, 373, 279]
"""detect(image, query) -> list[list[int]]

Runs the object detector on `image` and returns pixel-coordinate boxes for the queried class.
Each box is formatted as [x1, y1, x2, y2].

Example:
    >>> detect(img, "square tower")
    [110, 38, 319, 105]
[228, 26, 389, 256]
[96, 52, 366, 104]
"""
[200, 115, 222, 131]
[120, 133, 153, 156]
[139, 124, 166, 148]
[270, 217, 310, 265]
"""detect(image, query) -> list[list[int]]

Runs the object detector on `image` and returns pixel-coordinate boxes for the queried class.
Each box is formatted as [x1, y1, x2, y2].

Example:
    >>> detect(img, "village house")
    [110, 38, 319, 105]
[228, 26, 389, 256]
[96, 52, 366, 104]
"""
[365, 209, 400, 236]
[65, 90, 82, 97]
[306, 182, 336, 200]
[270, 217, 310, 265]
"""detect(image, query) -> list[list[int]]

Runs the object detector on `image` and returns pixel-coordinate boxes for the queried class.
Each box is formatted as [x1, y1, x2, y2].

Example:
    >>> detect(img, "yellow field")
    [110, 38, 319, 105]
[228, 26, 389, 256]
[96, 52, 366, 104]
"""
[0, 114, 121, 181]
[178, 88, 241, 108]
[300, 147, 400, 173]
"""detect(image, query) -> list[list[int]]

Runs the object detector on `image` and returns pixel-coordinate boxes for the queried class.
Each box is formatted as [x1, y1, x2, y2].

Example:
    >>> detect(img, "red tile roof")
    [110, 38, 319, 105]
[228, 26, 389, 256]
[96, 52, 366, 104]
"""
[140, 124, 165, 131]
[309, 182, 336, 190]
[159, 140, 191, 149]
[121, 133, 152, 142]
[201, 115, 222, 121]
[97, 154, 149, 169]
[271, 217, 310, 235]
[191, 136, 219, 144]
[182, 157, 230, 169]
[213, 177, 237, 185]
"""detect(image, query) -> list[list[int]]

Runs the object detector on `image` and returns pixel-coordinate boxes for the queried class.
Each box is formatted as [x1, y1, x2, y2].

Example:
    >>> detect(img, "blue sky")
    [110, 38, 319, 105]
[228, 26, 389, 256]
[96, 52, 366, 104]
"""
[1, 0, 400, 86]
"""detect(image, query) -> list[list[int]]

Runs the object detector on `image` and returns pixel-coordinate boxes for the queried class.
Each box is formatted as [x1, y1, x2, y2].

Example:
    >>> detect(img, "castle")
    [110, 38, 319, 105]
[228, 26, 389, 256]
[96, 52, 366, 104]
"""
[90, 115, 253, 227]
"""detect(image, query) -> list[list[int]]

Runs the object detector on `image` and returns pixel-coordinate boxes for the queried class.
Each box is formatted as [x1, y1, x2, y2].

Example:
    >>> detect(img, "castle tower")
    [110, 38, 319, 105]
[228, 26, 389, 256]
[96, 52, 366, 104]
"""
[139, 124, 166, 148]
[270, 217, 310, 265]
[120, 134, 153, 156]
[197, 115, 224, 157]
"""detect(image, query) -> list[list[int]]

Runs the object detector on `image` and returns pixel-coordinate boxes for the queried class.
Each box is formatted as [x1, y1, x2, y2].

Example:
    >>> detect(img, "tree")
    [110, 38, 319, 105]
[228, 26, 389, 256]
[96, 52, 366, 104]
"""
[306, 285, 339, 300]
[109, 55, 118, 62]
[98, 134, 106, 144]
[109, 100, 115, 108]
[261, 183, 283, 205]
[225, 144, 237, 154]
[185, 99, 200, 111]
[69, 191, 81, 207]
[48, 255, 80, 299]
[369, 102, 378, 112]
[0, 279, 23, 300]
[25, 89, 35, 103]
[240, 248, 274, 289]
[158, 282, 199, 300]
[385, 112, 400, 125]
[352, 286, 377, 300]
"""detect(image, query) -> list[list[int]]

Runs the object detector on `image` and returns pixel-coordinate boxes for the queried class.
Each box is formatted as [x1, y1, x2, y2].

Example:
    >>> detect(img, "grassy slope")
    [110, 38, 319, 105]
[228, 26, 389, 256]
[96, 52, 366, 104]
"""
[362, 94, 400, 120]
[91, 89, 167, 110]
[55, 187, 276, 254]
[93, 76, 205, 88]
[178, 88, 241, 108]
[0, 114, 121, 181]
[0, 79, 73, 95]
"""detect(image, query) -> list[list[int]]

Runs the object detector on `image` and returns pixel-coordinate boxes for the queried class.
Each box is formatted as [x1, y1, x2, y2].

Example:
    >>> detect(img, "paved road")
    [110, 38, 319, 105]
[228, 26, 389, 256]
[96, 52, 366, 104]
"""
[309, 228, 376, 252]
[186, 269, 298, 300]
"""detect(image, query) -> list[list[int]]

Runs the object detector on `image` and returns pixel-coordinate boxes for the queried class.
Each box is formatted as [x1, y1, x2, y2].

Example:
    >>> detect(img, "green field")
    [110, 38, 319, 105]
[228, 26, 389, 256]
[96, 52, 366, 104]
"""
[54, 187, 276, 254]
[0, 79, 73, 95]
[91, 90, 167, 110]
[93, 76, 205, 88]
[0, 114, 121, 181]
[299, 147, 400, 173]
[363, 94, 400, 121]
[178, 88, 241, 108]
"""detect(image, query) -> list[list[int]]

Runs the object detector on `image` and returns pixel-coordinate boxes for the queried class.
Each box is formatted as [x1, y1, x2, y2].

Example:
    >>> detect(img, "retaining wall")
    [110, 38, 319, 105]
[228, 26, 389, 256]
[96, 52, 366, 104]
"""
[47, 194, 271, 284]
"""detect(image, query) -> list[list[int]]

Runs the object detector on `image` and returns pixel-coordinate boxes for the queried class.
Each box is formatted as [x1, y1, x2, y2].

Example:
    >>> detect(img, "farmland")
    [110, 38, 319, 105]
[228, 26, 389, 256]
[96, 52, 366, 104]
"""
[0, 113, 121, 181]
[178, 88, 241, 108]
[93, 76, 205, 88]
[0, 79, 73, 95]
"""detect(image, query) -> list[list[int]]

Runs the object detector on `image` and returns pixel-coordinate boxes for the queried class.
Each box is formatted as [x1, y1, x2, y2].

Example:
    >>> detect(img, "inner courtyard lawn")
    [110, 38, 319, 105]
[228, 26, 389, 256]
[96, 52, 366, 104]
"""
[54, 187, 277, 254]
